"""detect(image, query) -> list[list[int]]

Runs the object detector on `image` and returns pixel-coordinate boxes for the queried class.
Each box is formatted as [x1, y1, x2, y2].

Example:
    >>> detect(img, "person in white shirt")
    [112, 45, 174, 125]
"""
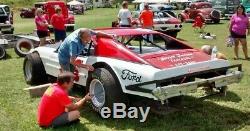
[117, 1, 132, 27]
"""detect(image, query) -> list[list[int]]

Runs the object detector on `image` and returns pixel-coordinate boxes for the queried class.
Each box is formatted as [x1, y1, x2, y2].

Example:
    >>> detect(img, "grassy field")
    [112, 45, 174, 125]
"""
[1, 8, 250, 131]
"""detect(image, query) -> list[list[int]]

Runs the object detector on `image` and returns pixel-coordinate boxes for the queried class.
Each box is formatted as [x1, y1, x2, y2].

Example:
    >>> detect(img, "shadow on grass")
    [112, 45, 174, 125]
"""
[76, 96, 250, 130]
[203, 91, 242, 103]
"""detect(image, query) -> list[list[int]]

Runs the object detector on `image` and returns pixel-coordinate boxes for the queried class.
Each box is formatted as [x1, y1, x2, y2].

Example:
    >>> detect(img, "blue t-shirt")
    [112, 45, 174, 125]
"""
[58, 28, 96, 64]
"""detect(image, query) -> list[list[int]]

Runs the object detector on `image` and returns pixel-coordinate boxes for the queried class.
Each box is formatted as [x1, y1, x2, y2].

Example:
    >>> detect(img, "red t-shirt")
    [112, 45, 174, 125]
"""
[139, 10, 154, 27]
[35, 16, 48, 31]
[51, 14, 65, 30]
[37, 83, 71, 127]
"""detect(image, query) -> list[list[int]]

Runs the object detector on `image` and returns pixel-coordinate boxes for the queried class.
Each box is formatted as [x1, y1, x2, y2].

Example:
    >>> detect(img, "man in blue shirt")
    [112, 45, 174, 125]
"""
[58, 28, 113, 72]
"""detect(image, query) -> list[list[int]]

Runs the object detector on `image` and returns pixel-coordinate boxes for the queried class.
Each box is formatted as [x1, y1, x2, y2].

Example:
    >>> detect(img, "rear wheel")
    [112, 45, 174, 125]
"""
[15, 38, 34, 57]
[213, 19, 220, 24]
[89, 68, 128, 113]
[23, 52, 47, 85]
[0, 45, 6, 60]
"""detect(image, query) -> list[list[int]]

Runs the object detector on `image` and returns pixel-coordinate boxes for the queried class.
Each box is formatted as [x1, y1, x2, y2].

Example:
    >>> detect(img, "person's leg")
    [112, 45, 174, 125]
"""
[62, 30, 67, 41]
[67, 110, 80, 122]
[239, 38, 249, 59]
[39, 37, 46, 46]
[51, 111, 80, 128]
[60, 63, 71, 72]
[234, 38, 240, 59]
[54, 29, 60, 42]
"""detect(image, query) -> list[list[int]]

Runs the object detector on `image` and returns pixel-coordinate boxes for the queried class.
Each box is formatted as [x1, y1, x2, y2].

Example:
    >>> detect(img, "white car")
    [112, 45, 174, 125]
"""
[23, 28, 243, 113]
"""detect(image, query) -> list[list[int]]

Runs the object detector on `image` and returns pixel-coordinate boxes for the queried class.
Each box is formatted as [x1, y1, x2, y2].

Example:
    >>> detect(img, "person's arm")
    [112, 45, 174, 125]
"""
[127, 11, 132, 26]
[65, 93, 92, 111]
[69, 42, 94, 71]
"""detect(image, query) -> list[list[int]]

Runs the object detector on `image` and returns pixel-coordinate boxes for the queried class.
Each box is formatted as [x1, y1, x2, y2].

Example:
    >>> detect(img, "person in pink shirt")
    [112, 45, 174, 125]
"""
[229, 5, 249, 60]
[35, 8, 49, 46]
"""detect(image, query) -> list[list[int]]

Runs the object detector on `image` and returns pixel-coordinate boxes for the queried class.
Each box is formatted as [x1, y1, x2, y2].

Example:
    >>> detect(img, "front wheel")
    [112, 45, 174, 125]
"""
[0, 45, 6, 60]
[23, 52, 47, 85]
[213, 19, 220, 24]
[89, 68, 128, 113]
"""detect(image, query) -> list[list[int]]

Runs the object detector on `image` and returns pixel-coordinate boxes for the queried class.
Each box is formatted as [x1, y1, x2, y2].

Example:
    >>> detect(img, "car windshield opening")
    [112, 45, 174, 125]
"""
[116, 34, 191, 55]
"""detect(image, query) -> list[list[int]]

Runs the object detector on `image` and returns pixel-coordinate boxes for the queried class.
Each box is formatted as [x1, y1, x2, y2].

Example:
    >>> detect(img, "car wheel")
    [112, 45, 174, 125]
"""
[23, 52, 47, 85]
[89, 68, 128, 113]
[213, 19, 220, 24]
[168, 31, 178, 38]
[0, 45, 6, 60]
[67, 26, 75, 32]
[15, 38, 34, 57]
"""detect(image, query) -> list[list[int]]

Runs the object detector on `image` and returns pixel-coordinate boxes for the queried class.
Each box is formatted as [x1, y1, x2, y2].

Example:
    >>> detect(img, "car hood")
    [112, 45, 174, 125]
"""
[141, 49, 211, 69]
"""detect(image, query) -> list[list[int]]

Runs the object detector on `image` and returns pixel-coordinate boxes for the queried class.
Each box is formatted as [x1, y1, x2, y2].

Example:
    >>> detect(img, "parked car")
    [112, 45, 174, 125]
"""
[0, 5, 14, 34]
[131, 11, 182, 37]
[20, 8, 36, 18]
[43, 1, 75, 31]
[209, 0, 240, 19]
[19, 2, 46, 18]
[23, 28, 243, 113]
[178, 2, 221, 23]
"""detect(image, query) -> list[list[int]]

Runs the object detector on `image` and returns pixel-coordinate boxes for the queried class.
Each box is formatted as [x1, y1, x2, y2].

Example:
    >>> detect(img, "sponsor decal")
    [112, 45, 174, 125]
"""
[121, 69, 142, 82]
[159, 53, 195, 66]
[100, 103, 150, 122]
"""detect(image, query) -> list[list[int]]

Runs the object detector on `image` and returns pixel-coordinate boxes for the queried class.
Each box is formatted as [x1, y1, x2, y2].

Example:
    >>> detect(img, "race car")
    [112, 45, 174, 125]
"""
[23, 28, 243, 113]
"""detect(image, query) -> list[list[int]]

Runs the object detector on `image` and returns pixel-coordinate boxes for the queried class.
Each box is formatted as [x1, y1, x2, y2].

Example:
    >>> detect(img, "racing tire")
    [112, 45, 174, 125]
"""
[23, 52, 48, 85]
[14, 38, 34, 57]
[0, 45, 6, 60]
[89, 68, 128, 114]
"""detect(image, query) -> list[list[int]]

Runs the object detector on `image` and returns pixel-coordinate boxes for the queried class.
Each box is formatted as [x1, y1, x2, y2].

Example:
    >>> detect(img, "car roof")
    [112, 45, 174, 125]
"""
[95, 28, 160, 36]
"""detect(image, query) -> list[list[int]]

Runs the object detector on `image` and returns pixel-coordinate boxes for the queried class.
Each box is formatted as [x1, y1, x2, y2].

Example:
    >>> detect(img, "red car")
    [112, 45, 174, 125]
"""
[178, 2, 221, 23]
[19, 2, 46, 18]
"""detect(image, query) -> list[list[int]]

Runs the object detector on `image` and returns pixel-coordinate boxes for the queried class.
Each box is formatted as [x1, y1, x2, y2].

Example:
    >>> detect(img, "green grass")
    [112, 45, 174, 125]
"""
[1, 8, 250, 131]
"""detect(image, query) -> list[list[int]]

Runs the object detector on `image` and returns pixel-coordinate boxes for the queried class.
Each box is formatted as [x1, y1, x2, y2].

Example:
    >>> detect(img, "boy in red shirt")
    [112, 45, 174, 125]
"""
[51, 7, 66, 42]
[38, 72, 91, 128]
[139, 3, 154, 44]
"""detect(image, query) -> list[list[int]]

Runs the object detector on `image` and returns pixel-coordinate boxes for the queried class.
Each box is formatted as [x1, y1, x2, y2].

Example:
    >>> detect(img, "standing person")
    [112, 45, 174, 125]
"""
[58, 28, 114, 72]
[51, 7, 66, 42]
[38, 72, 92, 128]
[35, 8, 49, 46]
[117, 1, 132, 27]
[229, 5, 249, 60]
[139, 3, 154, 43]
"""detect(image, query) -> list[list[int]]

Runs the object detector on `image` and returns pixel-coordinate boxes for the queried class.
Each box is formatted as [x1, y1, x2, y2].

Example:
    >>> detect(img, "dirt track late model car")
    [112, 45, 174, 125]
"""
[23, 28, 243, 113]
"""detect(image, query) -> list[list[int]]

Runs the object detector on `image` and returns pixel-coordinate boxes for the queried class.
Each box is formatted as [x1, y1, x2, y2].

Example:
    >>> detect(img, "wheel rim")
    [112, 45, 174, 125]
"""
[89, 79, 105, 108]
[18, 41, 33, 55]
[25, 60, 32, 81]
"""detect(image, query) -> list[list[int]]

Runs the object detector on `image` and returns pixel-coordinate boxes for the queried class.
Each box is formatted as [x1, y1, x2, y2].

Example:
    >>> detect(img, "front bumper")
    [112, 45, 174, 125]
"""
[152, 68, 243, 101]
[0, 24, 13, 32]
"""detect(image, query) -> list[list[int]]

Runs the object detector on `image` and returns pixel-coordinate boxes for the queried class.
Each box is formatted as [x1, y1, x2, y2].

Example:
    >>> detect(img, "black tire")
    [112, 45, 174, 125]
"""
[89, 68, 128, 113]
[167, 31, 178, 38]
[0, 45, 6, 60]
[67, 26, 75, 32]
[14, 38, 34, 57]
[213, 19, 220, 24]
[23, 52, 47, 85]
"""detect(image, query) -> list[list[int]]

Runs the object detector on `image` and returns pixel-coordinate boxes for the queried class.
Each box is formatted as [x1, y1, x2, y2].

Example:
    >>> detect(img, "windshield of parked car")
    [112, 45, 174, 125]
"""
[116, 34, 192, 54]
[4, 6, 10, 14]
[0, 8, 5, 15]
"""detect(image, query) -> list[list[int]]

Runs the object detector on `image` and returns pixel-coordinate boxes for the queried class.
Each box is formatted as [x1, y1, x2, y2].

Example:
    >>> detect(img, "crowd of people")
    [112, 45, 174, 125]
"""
[34, 1, 250, 129]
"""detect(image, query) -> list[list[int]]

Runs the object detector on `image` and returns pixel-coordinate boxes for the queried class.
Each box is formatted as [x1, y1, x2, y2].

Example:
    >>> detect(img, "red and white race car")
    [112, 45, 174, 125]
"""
[23, 28, 243, 113]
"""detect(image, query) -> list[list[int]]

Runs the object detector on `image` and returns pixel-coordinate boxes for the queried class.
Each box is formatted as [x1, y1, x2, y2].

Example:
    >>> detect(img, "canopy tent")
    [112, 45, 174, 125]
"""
[67, 0, 85, 6]
[132, 0, 170, 3]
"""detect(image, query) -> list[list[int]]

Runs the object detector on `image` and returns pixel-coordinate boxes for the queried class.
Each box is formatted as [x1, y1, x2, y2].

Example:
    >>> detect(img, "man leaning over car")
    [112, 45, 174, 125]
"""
[58, 28, 114, 72]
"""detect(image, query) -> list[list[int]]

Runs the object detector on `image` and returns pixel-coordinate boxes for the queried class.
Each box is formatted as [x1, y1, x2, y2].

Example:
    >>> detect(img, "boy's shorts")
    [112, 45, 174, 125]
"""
[51, 112, 70, 127]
